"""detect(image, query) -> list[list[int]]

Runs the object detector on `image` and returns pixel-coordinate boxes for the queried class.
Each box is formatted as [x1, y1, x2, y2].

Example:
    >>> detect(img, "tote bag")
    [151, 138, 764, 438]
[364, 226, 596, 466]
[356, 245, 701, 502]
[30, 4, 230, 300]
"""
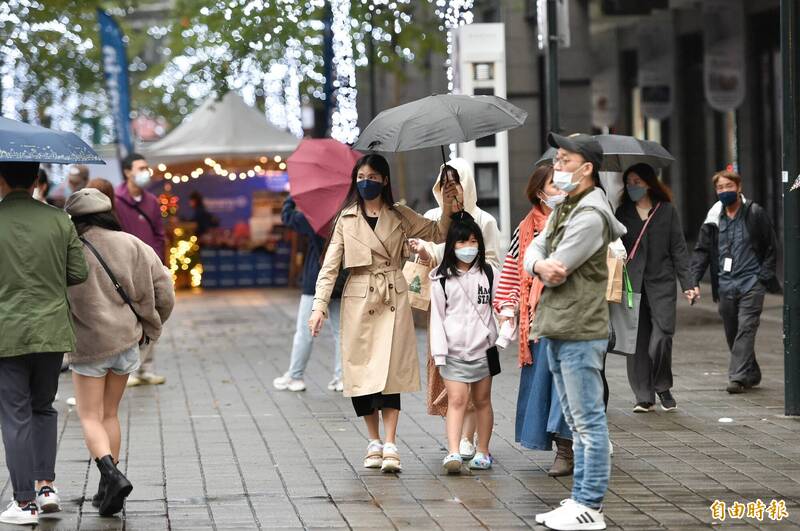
[608, 267, 641, 356]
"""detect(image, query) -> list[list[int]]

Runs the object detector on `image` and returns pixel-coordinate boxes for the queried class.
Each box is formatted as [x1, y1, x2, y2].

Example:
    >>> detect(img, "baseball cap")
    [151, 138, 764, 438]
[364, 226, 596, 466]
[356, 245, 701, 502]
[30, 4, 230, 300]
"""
[547, 132, 603, 171]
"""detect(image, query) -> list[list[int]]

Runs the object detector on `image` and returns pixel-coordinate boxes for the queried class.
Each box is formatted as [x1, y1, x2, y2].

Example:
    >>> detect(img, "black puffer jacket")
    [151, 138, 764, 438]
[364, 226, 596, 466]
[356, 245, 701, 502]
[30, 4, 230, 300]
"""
[690, 198, 781, 302]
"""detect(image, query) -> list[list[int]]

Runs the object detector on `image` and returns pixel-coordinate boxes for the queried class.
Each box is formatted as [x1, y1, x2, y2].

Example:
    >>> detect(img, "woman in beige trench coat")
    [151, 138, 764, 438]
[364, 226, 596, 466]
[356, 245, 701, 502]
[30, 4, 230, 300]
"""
[309, 154, 461, 473]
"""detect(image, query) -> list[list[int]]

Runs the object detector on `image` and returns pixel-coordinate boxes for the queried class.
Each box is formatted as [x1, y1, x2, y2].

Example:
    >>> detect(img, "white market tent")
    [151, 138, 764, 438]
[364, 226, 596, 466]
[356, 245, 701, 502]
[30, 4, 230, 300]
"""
[144, 91, 300, 164]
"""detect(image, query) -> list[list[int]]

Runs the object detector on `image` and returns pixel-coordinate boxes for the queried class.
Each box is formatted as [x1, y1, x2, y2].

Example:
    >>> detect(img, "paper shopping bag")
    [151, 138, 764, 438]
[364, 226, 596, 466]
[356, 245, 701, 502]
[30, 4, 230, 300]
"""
[403, 258, 432, 311]
[606, 247, 624, 303]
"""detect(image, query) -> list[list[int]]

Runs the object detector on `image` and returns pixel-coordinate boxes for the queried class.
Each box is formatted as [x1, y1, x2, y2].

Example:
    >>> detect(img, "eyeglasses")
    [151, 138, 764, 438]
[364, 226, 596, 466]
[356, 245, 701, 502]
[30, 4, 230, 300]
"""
[552, 156, 583, 168]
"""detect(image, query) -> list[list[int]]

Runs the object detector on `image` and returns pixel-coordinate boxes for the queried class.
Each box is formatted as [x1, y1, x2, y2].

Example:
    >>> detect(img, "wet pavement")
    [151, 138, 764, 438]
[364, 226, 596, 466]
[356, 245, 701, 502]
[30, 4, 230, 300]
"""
[2, 287, 798, 530]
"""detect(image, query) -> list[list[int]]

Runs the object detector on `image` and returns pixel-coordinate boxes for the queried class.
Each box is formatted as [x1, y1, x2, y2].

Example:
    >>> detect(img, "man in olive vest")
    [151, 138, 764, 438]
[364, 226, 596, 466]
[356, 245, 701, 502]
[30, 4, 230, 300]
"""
[524, 133, 627, 531]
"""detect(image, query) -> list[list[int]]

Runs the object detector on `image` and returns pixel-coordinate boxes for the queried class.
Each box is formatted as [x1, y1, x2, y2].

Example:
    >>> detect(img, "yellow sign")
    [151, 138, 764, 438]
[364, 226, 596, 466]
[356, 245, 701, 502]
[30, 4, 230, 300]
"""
[710, 499, 788, 522]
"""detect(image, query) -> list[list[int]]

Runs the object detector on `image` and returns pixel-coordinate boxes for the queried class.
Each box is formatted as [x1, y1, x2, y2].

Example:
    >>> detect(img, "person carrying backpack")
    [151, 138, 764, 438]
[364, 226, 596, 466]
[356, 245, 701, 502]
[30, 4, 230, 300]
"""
[429, 212, 499, 474]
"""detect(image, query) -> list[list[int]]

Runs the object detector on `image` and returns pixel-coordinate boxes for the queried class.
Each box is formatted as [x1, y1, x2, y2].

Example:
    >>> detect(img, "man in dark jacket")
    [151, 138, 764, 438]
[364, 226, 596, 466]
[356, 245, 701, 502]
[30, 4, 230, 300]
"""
[0, 162, 89, 524]
[273, 197, 343, 392]
[691, 170, 780, 394]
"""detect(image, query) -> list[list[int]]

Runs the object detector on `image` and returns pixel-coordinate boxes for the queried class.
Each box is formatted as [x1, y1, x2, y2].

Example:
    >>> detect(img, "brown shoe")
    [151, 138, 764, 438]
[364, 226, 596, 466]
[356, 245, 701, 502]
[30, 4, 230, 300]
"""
[548, 437, 574, 477]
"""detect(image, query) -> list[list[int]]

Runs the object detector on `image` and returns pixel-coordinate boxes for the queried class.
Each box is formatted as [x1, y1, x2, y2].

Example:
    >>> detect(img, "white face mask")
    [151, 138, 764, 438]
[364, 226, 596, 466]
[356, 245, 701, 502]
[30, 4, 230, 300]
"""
[32, 188, 42, 201]
[553, 164, 587, 193]
[454, 246, 479, 264]
[134, 170, 151, 188]
[541, 192, 566, 210]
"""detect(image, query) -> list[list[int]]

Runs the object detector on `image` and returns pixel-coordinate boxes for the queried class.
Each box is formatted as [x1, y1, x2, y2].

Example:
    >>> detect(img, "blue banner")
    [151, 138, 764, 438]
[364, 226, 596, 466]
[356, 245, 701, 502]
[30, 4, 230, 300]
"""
[97, 9, 133, 157]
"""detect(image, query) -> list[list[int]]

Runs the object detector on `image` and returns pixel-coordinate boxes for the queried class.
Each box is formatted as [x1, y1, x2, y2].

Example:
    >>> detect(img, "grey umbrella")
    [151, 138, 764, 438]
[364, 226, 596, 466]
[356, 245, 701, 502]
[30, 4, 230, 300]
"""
[353, 94, 527, 164]
[0, 117, 105, 164]
[593, 134, 674, 172]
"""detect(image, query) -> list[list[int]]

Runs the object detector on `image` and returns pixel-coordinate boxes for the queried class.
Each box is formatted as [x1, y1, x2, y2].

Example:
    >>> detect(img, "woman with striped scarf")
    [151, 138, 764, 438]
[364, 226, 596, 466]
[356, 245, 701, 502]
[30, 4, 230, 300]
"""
[494, 163, 574, 477]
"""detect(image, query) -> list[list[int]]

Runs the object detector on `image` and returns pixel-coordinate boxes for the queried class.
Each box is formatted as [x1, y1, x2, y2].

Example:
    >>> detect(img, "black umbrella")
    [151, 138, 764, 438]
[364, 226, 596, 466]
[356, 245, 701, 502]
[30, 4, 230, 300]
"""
[353, 94, 528, 167]
[593, 134, 674, 172]
[0, 117, 105, 164]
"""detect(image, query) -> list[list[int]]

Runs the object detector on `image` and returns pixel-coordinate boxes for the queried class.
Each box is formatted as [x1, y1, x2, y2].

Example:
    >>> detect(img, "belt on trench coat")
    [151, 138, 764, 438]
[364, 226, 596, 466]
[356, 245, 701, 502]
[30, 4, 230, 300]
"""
[350, 265, 399, 306]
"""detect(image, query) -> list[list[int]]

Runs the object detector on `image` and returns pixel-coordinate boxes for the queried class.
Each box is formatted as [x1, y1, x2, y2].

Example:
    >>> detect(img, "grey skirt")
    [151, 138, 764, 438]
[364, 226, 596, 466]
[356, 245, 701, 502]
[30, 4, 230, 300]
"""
[439, 356, 491, 383]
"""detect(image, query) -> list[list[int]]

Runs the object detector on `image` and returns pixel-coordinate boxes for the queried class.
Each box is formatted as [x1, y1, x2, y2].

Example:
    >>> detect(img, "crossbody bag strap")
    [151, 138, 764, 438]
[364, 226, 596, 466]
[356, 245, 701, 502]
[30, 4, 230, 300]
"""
[627, 202, 662, 264]
[80, 237, 150, 344]
[453, 268, 494, 330]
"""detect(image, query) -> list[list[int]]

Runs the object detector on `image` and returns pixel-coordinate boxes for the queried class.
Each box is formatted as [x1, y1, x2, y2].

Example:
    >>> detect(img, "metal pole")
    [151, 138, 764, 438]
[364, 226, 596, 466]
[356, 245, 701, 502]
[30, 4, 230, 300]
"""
[545, 0, 560, 133]
[321, 1, 334, 138]
[781, 0, 800, 416]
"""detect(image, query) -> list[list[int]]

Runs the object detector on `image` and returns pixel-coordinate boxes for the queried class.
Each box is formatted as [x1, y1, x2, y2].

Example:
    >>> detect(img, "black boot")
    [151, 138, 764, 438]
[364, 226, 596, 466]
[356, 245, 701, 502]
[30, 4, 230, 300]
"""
[90, 474, 107, 508]
[95, 455, 133, 516]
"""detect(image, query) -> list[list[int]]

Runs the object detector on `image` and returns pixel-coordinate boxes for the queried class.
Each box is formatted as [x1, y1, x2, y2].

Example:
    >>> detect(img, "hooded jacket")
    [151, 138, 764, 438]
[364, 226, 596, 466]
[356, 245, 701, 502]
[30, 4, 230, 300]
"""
[422, 158, 501, 268]
[429, 264, 499, 366]
[524, 187, 627, 340]
[691, 196, 780, 302]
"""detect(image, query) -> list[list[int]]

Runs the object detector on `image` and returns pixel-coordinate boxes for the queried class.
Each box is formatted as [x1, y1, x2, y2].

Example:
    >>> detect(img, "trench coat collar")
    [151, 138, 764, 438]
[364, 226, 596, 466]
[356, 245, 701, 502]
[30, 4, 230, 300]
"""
[340, 202, 398, 260]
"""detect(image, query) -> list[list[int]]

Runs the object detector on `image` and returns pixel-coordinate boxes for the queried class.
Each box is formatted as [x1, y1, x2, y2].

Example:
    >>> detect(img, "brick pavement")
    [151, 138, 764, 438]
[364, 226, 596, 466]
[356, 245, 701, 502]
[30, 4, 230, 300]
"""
[1, 287, 798, 530]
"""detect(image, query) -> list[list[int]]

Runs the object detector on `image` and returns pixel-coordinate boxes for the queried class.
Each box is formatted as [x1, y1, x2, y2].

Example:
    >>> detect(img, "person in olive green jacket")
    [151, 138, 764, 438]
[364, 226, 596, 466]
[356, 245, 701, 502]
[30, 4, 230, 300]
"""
[0, 161, 88, 525]
[523, 133, 627, 531]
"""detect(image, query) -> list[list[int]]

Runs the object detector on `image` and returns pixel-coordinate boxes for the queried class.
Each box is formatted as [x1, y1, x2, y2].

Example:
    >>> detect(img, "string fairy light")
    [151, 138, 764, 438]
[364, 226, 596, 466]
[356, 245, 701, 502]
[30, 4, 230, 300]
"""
[330, 0, 359, 143]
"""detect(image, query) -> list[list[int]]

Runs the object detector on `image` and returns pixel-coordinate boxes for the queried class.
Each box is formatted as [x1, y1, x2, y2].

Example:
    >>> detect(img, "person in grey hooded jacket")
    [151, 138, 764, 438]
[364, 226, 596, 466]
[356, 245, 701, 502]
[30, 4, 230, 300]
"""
[524, 133, 627, 531]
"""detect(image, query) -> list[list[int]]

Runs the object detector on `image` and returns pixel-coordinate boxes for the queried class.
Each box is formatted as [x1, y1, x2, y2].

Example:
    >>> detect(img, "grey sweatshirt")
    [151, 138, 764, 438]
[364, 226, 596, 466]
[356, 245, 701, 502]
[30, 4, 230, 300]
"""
[523, 187, 628, 285]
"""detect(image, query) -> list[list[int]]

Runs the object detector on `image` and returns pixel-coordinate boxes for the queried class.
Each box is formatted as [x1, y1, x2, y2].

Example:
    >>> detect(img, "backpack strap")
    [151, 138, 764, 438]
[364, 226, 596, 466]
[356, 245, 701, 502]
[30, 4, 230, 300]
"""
[440, 264, 493, 303]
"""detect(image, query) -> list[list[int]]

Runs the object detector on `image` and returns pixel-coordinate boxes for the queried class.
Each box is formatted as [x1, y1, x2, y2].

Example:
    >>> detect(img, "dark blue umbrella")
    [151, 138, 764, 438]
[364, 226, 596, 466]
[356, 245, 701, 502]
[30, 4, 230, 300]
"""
[0, 117, 105, 164]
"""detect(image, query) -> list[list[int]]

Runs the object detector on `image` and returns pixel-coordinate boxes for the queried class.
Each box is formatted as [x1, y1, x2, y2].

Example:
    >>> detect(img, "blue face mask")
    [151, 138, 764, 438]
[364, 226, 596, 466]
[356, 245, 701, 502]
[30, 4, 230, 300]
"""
[357, 179, 384, 200]
[626, 184, 647, 202]
[718, 191, 738, 207]
[454, 246, 479, 264]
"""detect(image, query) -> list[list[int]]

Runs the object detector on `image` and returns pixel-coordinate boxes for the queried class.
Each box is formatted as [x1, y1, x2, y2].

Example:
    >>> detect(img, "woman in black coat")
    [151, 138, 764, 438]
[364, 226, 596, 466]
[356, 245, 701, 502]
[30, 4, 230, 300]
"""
[615, 163, 696, 412]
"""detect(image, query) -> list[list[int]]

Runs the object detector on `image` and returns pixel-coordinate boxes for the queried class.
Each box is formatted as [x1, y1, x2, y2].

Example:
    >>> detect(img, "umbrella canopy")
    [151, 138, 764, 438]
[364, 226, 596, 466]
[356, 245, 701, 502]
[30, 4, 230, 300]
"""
[353, 94, 527, 154]
[0, 117, 104, 164]
[593, 134, 674, 172]
[287, 138, 362, 236]
[535, 146, 557, 167]
[145, 92, 301, 164]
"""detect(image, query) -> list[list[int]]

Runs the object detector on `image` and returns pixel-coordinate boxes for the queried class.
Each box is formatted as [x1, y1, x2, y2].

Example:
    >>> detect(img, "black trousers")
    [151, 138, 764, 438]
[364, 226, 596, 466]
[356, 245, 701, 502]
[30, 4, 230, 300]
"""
[0, 352, 63, 502]
[627, 291, 674, 404]
[718, 284, 764, 386]
[351, 393, 401, 417]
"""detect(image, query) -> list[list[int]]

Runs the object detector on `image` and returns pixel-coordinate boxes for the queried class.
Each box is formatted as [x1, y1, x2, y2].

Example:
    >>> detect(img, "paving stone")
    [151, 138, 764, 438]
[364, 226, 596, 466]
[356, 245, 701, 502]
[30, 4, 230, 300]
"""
[0, 288, 794, 529]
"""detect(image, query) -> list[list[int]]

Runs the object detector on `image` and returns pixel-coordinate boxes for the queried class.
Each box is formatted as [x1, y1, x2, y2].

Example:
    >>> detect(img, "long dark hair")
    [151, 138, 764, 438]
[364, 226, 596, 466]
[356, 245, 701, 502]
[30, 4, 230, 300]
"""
[71, 212, 123, 236]
[436, 212, 486, 279]
[320, 154, 396, 266]
[621, 163, 672, 205]
[339, 153, 396, 215]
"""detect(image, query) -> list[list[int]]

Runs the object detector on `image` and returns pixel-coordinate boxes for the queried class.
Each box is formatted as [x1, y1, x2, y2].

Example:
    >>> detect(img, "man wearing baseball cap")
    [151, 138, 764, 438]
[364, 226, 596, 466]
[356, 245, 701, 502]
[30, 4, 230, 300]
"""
[523, 132, 627, 530]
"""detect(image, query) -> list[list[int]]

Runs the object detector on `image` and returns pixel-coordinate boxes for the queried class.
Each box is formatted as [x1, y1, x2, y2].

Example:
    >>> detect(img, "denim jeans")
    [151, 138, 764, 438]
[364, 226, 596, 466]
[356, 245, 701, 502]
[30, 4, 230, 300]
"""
[288, 295, 342, 380]
[545, 338, 610, 509]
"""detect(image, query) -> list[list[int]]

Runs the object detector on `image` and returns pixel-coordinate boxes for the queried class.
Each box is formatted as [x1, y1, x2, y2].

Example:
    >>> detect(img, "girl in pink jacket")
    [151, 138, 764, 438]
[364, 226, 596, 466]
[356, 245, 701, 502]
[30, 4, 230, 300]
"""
[429, 213, 499, 473]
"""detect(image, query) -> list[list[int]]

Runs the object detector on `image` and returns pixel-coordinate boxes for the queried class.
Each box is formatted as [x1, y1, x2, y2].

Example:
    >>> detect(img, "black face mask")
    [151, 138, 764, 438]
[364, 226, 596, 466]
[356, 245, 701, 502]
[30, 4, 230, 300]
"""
[357, 179, 384, 200]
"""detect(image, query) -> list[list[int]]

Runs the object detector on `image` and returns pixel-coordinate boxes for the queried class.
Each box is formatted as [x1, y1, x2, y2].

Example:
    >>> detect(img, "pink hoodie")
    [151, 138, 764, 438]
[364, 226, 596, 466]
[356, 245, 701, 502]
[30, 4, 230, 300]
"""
[429, 264, 499, 366]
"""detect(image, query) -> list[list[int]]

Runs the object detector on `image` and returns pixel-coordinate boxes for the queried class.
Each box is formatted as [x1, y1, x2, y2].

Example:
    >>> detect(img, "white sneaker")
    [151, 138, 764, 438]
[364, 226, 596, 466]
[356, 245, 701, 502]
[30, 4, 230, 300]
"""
[66, 397, 77, 407]
[327, 377, 344, 392]
[273, 373, 306, 392]
[35, 486, 60, 513]
[138, 371, 166, 385]
[459, 437, 476, 459]
[536, 498, 573, 524]
[381, 442, 402, 473]
[543, 500, 605, 530]
[363, 439, 384, 468]
[0, 500, 38, 525]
